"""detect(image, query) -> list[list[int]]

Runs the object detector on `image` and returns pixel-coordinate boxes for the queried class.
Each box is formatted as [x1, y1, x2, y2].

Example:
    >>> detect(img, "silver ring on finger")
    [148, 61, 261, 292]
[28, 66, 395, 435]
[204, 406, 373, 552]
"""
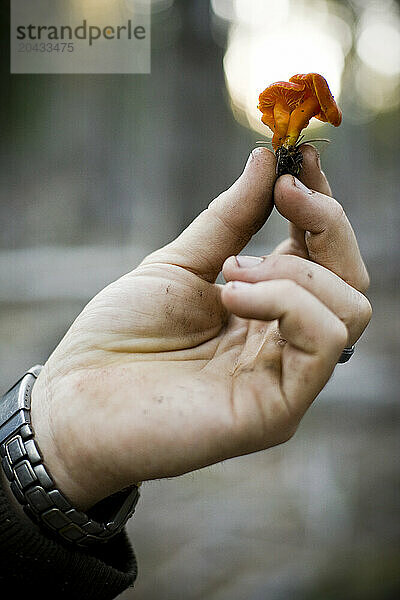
[338, 345, 355, 364]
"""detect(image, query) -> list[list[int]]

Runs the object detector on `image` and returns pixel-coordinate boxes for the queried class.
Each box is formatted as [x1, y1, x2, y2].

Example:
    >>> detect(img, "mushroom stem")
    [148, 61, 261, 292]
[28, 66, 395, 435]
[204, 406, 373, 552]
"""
[285, 96, 321, 147]
[272, 102, 290, 149]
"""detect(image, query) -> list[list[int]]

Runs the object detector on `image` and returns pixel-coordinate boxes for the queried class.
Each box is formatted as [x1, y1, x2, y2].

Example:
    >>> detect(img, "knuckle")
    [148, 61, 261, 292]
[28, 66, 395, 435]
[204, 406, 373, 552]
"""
[343, 292, 372, 343]
[307, 196, 346, 236]
[349, 265, 370, 294]
[331, 318, 349, 350]
[328, 197, 346, 223]
[278, 279, 299, 295]
[358, 267, 371, 293]
[359, 296, 373, 327]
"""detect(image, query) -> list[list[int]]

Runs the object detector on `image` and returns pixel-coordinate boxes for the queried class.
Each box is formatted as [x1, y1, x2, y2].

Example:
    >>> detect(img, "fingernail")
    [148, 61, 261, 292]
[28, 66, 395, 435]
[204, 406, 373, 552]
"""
[235, 255, 264, 268]
[293, 177, 313, 195]
[230, 280, 253, 289]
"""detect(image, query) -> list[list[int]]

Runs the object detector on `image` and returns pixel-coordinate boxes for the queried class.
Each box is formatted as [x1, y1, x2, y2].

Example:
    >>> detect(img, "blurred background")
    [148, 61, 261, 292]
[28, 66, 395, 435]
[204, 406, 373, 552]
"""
[1, 0, 399, 598]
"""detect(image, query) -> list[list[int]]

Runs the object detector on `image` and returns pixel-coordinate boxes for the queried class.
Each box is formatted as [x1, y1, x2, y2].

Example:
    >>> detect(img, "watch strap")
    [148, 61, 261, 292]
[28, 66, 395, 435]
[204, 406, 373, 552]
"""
[0, 365, 139, 547]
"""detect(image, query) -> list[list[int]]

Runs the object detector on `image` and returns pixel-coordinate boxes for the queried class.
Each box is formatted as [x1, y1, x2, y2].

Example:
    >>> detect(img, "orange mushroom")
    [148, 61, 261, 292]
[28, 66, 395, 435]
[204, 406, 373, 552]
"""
[258, 81, 305, 149]
[258, 73, 342, 149]
[286, 73, 342, 146]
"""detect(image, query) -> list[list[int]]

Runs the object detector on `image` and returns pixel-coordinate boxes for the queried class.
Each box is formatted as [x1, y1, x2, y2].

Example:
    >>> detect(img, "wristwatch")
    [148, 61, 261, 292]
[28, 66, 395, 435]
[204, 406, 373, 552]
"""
[0, 365, 139, 547]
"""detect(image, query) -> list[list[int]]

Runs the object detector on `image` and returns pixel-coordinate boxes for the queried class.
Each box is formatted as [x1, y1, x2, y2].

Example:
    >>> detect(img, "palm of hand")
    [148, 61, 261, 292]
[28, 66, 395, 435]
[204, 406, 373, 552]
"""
[50, 259, 292, 494]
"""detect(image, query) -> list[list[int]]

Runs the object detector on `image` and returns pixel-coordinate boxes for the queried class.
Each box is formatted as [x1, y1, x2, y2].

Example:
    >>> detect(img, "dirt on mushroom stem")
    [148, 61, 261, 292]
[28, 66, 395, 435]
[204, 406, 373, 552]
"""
[275, 144, 303, 177]
[274, 136, 331, 177]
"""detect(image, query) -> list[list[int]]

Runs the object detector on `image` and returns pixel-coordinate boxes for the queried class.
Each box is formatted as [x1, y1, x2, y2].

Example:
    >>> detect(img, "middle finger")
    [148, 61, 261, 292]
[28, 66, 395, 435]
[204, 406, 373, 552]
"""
[223, 253, 372, 345]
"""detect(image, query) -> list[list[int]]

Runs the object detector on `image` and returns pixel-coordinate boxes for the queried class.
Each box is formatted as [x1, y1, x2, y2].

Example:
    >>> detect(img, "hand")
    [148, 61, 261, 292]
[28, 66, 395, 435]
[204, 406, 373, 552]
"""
[31, 147, 371, 511]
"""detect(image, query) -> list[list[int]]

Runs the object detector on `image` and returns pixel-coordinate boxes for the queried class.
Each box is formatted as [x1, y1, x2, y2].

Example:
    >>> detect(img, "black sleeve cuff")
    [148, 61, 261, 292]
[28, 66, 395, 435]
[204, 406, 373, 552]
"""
[0, 479, 138, 600]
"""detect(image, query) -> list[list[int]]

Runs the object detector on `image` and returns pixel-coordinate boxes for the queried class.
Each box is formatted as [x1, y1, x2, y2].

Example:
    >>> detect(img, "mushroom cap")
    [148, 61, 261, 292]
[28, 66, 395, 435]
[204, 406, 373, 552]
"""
[258, 81, 305, 113]
[289, 73, 342, 126]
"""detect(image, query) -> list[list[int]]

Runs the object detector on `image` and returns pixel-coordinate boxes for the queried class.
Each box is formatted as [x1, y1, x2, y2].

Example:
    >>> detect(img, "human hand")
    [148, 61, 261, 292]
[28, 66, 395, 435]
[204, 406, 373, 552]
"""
[31, 147, 371, 511]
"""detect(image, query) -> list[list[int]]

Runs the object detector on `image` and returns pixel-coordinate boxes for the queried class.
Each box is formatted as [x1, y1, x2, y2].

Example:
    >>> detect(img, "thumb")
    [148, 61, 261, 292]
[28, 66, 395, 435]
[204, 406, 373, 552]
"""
[141, 148, 276, 282]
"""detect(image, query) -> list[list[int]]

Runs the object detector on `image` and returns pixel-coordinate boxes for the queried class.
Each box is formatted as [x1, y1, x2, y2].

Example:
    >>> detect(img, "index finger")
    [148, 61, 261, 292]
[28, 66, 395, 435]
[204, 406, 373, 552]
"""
[274, 169, 370, 293]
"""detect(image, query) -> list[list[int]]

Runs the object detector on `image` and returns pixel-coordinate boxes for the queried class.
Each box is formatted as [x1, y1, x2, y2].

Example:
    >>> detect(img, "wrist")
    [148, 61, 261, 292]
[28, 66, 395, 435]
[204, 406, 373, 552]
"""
[1, 365, 140, 546]
[30, 366, 94, 511]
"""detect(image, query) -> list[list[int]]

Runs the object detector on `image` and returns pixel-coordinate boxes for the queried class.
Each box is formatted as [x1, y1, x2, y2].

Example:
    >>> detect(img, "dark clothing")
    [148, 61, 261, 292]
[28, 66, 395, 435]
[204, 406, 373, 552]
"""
[0, 481, 137, 599]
